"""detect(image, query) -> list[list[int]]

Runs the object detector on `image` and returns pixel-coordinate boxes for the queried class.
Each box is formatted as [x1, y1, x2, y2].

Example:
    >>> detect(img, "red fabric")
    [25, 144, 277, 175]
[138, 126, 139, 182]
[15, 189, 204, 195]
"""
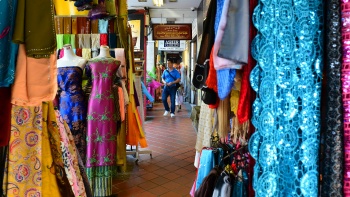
[59, 48, 64, 59]
[108, 19, 115, 33]
[0, 88, 12, 146]
[237, 0, 258, 125]
[100, 33, 108, 46]
[76, 48, 82, 57]
[206, 46, 218, 92]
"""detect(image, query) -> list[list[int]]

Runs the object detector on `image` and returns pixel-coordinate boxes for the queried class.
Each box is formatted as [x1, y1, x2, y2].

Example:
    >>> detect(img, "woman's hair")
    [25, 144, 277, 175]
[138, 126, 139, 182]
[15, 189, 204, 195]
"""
[167, 59, 173, 63]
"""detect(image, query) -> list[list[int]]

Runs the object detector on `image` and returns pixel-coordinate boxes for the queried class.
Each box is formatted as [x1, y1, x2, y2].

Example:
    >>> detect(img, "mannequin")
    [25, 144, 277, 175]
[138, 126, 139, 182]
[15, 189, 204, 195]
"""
[95, 45, 112, 58]
[57, 44, 87, 69]
[56, 43, 88, 164]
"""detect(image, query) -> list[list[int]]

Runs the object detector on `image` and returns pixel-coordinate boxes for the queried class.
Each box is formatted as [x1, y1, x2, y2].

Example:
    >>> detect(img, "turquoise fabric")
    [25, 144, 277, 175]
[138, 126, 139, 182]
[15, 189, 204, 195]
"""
[0, 0, 19, 87]
[248, 0, 324, 196]
[196, 149, 215, 190]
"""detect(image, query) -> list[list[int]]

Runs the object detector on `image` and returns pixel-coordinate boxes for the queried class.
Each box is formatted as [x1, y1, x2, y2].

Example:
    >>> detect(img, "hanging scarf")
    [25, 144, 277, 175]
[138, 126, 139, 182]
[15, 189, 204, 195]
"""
[249, 0, 323, 196]
[321, 0, 344, 196]
[341, 1, 350, 196]
[12, 0, 56, 58]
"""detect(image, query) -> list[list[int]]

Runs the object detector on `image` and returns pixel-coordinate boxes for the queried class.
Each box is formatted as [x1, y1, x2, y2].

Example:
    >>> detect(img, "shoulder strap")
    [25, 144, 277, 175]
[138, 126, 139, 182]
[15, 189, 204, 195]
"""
[166, 70, 176, 80]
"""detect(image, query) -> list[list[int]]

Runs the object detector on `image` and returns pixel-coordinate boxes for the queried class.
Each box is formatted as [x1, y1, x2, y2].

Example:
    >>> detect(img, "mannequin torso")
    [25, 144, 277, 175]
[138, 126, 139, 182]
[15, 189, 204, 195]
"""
[57, 44, 87, 69]
[94, 45, 112, 59]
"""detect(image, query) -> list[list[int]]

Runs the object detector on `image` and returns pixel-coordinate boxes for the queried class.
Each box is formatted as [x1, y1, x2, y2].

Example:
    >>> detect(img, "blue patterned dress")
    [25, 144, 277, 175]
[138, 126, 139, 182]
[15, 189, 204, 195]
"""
[57, 66, 87, 163]
[0, 0, 19, 87]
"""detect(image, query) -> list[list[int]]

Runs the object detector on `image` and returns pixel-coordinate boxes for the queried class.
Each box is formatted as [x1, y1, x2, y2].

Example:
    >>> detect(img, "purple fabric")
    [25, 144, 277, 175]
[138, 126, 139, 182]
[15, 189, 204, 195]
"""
[85, 58, 119, 167]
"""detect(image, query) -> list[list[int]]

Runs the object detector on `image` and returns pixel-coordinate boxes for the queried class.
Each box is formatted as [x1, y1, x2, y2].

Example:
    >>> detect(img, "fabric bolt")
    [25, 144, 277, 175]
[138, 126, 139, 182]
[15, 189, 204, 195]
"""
[12, 0, 56, 58]
[118, 87, 125, 121]
[77, 17, 90, 34]
[237, 0, 257, 125]
[0, 0, 18, 87]
[83, 34, 91, 48]
[11, 44, 57, 106]
[57, 66, 87, 164]
[72, 17, 78, 34]
[196, 149, 216, 190]
[342, 1, 350, 196]
[91, 34, 100, 50]
[213, 0, 243, 70]
[217, 69, 236, 100]
[249, 0, 324, 196]
[321, 0, 344, 196]
[76, 48, 83, 57]
[112, 85, 121, 122]
[55, 109, 87, 197]
[100, 33, 108, 46]
[109, 33, 117, 48]
[3, 104, 61, 197]
[56, 34, 64, 49]
[63, 17, 72, 34]
[218, 0, 249, 65]
[78, 34, 84, 48]
[206, 48, 218, 102]
[82, 48, 92, 59]
[77, 148, 93, 197]
[63, 34, 71, 45]
[99, 19, 108, 33]
[0, 88, 11, 146]
[115, 48, 126, 70]
[86, 166, 114, 197]
[91, 19, 99, 33]
[55, 16, 64, 34]
[71, 34, 76, 49]
[108, 19, 115, 33]
[85, 58, 120, 168]
[232, 169, 249, 197]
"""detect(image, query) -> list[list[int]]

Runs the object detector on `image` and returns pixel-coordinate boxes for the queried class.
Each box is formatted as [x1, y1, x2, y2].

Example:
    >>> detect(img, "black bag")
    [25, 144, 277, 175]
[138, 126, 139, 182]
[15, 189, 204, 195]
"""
[201, 86, 217, 105]
[165, 70, 180, 89]
[192, 60, 210, 89]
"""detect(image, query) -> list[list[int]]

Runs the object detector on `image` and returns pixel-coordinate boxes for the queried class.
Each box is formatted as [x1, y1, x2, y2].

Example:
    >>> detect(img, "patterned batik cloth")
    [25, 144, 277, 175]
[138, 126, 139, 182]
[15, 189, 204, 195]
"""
[57, 66, 87, 163]
[248, 0, 324, 196]
[321, 0, 344, 196]
[341, 1, 350, 196]
[3, 103, 61, 197]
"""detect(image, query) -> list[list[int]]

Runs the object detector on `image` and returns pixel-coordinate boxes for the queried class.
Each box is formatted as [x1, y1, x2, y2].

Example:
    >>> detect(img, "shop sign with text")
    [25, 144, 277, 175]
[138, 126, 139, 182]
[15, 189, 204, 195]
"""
[153, 24, 192, 40]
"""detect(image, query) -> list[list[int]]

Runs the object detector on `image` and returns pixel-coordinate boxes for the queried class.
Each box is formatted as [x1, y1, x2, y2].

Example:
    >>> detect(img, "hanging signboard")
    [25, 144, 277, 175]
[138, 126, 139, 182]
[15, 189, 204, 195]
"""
[152, 24, 192, 40]
[158, 40, 186, 51]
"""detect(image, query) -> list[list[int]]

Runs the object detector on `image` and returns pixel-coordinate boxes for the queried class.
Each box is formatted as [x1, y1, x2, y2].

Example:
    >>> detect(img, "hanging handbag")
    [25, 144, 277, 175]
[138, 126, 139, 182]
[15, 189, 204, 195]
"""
[201, 86, 217, 105]
[193, 59, 210, 89]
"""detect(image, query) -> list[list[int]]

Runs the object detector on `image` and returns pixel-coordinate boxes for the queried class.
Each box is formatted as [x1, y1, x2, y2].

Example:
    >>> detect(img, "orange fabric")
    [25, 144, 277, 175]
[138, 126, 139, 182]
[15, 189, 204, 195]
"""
[126, 102, 148, 148]
[118, 87, 125, 121]
[206, 47, 218, 92]
[11, 44, 57, 106]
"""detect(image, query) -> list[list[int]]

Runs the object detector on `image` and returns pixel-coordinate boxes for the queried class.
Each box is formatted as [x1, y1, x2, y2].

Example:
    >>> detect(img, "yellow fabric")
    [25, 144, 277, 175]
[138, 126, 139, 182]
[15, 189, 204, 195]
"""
[4, 104, 61, 197]
[54, 0, 89, 16]
[41, 102, 62, 197]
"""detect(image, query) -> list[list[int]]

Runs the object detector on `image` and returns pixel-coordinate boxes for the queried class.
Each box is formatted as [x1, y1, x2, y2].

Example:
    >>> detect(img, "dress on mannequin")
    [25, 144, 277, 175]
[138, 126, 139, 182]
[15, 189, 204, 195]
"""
[57, 44, 88, 164]
[85, 45, 120, 196]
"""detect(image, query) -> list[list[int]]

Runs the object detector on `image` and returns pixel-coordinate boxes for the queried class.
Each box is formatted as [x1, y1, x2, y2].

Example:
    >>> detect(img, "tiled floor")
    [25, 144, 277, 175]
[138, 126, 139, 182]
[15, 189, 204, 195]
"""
[113, 102, 197, 197]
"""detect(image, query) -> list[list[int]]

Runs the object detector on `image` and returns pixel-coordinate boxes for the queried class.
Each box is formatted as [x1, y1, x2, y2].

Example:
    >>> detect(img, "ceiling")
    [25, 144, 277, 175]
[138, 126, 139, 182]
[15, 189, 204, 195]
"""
[127, 0, 202, 24]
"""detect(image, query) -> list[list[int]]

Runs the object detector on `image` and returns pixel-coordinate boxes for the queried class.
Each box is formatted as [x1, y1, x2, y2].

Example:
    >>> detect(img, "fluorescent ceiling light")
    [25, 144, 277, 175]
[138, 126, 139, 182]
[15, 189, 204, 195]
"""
[153, 0, 163, 7]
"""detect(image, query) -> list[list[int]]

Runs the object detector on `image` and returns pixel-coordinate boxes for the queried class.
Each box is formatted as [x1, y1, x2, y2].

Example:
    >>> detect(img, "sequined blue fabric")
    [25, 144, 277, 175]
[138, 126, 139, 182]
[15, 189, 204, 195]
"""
[249, 0, 323, 196]
[0, 0, 18, 87]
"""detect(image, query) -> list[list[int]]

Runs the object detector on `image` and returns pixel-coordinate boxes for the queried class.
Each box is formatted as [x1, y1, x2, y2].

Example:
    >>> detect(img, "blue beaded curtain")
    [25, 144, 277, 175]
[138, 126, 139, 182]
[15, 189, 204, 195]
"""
[248, 0, 324, 196]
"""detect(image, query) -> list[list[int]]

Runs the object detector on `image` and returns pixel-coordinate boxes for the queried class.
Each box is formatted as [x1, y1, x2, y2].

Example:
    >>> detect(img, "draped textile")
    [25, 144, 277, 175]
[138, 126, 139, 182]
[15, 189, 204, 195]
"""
[0, 0, 18, 87]
[249, 0, 324, 196]
[12, 0, 56, 58]
[321, 0, 344, 196]
[0, 88, 11, 146]
[341, 1, 350, 196]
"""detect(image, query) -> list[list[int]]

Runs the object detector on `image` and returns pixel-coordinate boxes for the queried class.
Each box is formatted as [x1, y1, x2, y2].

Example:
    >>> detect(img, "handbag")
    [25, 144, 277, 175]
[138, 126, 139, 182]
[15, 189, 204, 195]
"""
[201, 86, 217, 105]
[165, 70, 180, 89]
[193, 59, 210, 89]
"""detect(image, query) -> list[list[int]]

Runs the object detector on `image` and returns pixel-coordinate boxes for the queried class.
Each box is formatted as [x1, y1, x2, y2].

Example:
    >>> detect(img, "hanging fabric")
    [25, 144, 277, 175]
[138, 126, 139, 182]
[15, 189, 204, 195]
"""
[321, 0, 344, 196]
[249, 0, 324, 196]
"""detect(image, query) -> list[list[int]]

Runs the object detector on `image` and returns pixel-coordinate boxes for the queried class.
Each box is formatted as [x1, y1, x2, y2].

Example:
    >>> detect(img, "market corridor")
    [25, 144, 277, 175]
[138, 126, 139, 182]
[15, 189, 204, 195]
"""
[112, 102, 197, 196]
